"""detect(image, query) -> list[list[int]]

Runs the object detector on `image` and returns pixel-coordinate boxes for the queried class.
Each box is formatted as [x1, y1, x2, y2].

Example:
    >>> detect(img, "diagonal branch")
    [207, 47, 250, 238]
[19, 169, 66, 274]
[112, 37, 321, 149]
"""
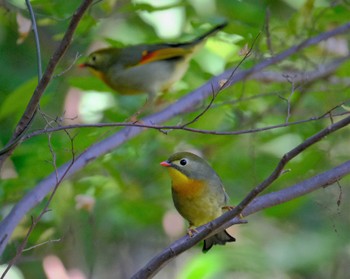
[19, 54, 350, 139]
[131, 159, 350, 278]
[0, 130, 76, 279]
[0, 21, 350, 256]
[0, 0, 93, 167]
[131, 114, 350, 279]
[250, 56, 350, 83]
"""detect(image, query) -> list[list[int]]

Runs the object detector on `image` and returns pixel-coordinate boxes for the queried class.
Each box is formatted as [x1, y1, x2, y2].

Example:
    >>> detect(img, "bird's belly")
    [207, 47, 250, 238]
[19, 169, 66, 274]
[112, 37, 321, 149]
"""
[108, 59, 187, 95]
[174, 192, 223, 227]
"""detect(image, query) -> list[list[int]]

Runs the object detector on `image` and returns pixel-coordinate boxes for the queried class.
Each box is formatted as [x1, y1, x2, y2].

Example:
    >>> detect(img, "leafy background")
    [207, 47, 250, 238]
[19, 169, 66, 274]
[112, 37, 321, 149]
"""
[1, 0, 350, 278]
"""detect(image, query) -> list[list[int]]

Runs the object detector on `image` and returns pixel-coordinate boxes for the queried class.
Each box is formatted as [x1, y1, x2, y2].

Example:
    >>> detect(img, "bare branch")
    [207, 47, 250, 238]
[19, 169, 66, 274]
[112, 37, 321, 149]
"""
[22, 110, 350, 139]
[0, 0, 93, 166]
[1, 21, 350, 257]
[132, 159, 350, 279]
[25, 0, 42, 80]
[251, 55, 350, 83]
[22, 238, 62, 252]
[0, 130, 76, 279]
[130, 114, 350, 279]
[54, 52, 82, 78]
[182, 35, 257, 128]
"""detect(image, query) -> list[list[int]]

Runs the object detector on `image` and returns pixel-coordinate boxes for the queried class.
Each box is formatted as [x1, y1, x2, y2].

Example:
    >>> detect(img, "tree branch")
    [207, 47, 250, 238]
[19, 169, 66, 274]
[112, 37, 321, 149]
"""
[131, 160, 350, 278]
[0, 130, 76, 279]
[23, 110, 350, 139]
[25, 0, 42, 80]
[19, 54, 350, 139]
[130, 115, 350, 279]
[0, 0, 93, 167]
[0, 21, 350, 256]
[250, 55, 350, 83]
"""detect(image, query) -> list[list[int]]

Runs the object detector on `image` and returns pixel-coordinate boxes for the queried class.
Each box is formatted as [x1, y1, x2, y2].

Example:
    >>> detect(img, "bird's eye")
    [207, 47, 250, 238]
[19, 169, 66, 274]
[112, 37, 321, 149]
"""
[180, 159, 188, 166]
[91, 55, 96, 62]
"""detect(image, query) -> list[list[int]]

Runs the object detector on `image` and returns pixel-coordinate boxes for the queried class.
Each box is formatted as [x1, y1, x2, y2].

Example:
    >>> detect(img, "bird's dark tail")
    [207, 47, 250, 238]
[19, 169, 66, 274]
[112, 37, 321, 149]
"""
[202, 229, 235, 253]
[168, 21, 227, 50]
[191, 21, 228, 44]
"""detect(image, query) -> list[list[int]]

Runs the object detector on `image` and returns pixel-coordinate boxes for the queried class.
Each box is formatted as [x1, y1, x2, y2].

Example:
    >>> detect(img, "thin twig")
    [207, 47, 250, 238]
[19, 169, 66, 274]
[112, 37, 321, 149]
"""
[131, 114, 350, 279]
[22, 238, 62, 252]
[1, 21, 350, 258]
[22, 109, 350, 139]
[182, 35, 257, 128]
[281, 74, 297, 123]
[0, 128, 76, 279]
[0, 0, 43, 162]
[54, 52, 82, 78]
[25, 0, 42, 80]
[0, 0, 93, 165]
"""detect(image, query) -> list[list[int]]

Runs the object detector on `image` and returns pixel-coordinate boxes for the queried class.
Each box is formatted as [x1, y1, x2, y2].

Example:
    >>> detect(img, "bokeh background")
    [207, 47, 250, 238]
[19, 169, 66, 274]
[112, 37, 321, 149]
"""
[1, 0, 350, 278]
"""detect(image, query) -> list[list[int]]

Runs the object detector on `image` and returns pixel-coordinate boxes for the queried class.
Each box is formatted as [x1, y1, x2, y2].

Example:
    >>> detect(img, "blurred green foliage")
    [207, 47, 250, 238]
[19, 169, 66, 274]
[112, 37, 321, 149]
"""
[1, 0, 350, 278]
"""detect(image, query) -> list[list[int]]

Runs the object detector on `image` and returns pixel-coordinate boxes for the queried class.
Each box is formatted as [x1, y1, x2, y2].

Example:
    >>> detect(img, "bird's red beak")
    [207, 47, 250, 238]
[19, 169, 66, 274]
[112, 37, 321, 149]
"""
[160, 161, 171, 167]
[79, 63, 87, 68]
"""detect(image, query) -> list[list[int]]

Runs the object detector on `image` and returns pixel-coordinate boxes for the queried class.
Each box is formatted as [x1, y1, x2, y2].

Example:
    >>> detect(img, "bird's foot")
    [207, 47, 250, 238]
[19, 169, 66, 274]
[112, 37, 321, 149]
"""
[222, 205, 244, 219]
[187, 226, 198, 237]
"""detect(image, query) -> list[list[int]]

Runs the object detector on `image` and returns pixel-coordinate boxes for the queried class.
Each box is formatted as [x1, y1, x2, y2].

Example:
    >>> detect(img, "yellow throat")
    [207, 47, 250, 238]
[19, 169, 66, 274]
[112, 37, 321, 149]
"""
[167, 168, 205, 197]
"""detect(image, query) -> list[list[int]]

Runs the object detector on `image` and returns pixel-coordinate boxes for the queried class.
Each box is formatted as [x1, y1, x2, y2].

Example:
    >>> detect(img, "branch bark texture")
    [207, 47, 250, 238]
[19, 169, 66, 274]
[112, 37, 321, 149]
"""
[130, 115, 350, 279]
[0, 21, 350, 260]
[0, 0, 94, 166]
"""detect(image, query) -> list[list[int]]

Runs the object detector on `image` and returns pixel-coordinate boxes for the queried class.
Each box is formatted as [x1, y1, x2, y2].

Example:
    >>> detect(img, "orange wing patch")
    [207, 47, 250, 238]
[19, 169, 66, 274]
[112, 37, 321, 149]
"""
[139, 47, 192, 65]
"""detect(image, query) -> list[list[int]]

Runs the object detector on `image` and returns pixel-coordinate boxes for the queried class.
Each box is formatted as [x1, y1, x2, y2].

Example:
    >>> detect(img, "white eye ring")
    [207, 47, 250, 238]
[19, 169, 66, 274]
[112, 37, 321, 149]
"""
[180, 159, 188, 166]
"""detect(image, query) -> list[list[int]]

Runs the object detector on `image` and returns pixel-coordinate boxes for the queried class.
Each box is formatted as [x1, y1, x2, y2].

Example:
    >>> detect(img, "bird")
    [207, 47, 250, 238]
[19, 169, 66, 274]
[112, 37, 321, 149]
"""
[79, 22, 227, 102]
[160, 151, 235, 252]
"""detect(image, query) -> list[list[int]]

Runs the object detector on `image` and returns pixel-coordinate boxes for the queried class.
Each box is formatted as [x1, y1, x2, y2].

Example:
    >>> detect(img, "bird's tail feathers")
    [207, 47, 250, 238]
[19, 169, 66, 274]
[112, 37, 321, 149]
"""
[192, 22, 228, 45]
[202, 229, 235, 253]
[168, 22, 227, 51]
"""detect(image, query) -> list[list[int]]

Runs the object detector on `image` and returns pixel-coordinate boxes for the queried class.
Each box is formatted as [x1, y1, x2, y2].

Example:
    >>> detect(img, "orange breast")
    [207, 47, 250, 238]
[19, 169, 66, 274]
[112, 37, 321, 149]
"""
[168, 168, 224, 226]
[168, 168, 205, 198]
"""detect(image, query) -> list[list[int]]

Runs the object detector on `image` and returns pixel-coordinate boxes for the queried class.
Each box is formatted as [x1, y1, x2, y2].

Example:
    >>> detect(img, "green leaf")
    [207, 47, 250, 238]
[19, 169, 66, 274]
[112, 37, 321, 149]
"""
[0, 77, 37, 122]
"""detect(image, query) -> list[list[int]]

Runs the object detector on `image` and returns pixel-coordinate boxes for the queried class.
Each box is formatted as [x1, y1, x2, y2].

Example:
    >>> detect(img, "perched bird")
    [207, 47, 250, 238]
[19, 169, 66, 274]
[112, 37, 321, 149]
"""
[160, 151, 235, 252]
[79, 22, 227, 101]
